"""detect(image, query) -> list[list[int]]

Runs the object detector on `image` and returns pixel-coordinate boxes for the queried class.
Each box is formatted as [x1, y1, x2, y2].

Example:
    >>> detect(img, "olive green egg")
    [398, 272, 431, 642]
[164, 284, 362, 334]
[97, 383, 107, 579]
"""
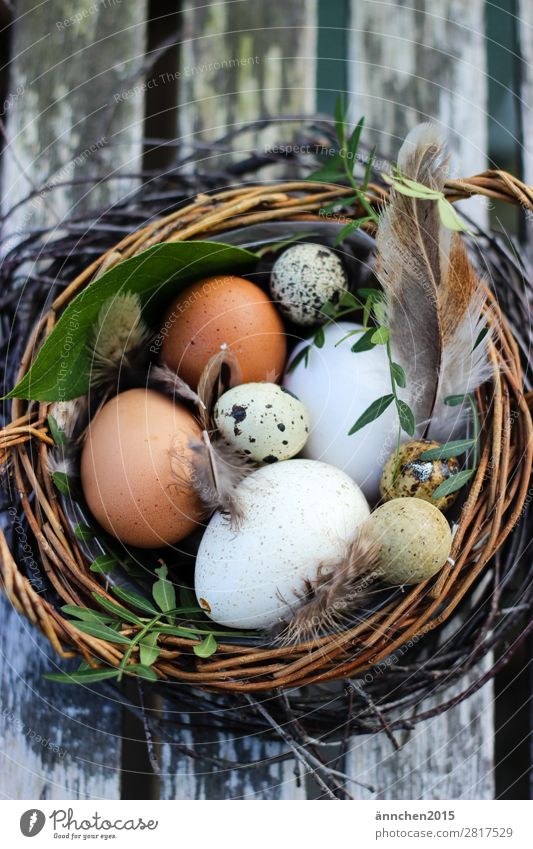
[380, 439, 460, 511]
[364, 497, 453, 586]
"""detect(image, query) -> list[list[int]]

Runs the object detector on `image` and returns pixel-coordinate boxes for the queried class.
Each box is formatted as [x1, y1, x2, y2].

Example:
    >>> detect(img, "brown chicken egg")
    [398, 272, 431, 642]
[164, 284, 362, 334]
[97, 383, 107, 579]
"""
[159, 275, 287, 388]
[81, 389, 203, 548]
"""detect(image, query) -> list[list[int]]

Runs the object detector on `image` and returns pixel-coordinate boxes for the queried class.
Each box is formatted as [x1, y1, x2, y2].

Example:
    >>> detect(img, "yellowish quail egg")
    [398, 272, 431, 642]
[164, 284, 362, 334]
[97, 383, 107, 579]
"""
[214, 382, 309, 463]
[363, 497, 452, 585]
[380, 440, 460, 511]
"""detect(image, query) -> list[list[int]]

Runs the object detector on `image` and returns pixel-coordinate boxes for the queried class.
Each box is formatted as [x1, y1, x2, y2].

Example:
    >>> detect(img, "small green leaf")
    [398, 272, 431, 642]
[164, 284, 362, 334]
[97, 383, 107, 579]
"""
[306, 155, 345, 183]
[44, 668, 120, 684]
[320, 300, 340, 319]
[112, 586, 159, 615]
[390, 362, 406, 388]
[314, 326, 325, 349]
[51, 472, 73, 496]
[71, 621, 132, 645]
[357, 288, 382, 300]
[397, 400, 416, 437]
[338, 291, 361, 310]
[371, 326, 390, 345]
[124, 663, 158, 681]
[350, 329, 376, 353]
[348, 116, 365, 161]
[90, 555, 116, 574]
[473, 326, 489, 351]
[372, 299, 385, 324]
[444, 394, 467, 407]
[74, 522, 93, 541]
[419, 439, 475, 460]
[286, 345, 310, 373]
[348, 394, 394, 435]
[334, 217, 374, 246]
[432, 468, 475, 499]
[152, 563, 176, 613]
[47, 415, 67, 446]
[193, 633, 218, 658]
[140, 631, 161, 666]
[437, 197, 473, 233]
[61, 604, 115, 624]
[91, 593, 143, 625]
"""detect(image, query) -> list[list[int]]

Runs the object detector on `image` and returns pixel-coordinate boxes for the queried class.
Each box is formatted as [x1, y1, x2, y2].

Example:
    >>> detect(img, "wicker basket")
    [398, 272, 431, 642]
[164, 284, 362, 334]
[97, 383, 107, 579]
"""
[1, 171, 532, 694]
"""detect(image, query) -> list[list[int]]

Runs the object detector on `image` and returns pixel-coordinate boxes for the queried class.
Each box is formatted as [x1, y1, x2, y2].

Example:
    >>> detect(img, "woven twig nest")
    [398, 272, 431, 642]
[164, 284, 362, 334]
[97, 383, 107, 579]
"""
[1, 134, 532, 705]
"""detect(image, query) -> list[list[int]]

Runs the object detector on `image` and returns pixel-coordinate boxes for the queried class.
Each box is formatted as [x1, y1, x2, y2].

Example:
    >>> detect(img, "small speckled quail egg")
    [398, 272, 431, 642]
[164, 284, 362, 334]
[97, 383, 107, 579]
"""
[363, 498, 452, 586]
[270, 242, 348, 325]
[214, 382, 310, 463]
[380, 440, 460, 511]
[194, 459, 370, 629]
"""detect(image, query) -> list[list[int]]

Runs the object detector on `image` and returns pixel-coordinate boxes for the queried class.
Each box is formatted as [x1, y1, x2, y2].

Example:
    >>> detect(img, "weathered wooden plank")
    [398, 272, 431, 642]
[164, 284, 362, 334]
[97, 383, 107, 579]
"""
[345, 662, 494, 799]
[0, 0, 148, 799]
[177, 0, 317, 156]
[347, 0, 488, 177]
[160, 0, 318, 800]
[345, 0, 493, 799]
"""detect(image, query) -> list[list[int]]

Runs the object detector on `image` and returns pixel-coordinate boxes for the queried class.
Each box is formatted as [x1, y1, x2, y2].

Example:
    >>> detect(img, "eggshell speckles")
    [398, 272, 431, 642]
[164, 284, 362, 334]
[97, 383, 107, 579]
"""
[380, 440, 460, 511]
[194, 459, 370, 629]
[283, 322, 408, 502]
[81, 389, 203, 548]
[160, 275, 287, 388]
[270, 243, 348, 325]
[363, 498, 452, 586]
[214, 383, 310, 463]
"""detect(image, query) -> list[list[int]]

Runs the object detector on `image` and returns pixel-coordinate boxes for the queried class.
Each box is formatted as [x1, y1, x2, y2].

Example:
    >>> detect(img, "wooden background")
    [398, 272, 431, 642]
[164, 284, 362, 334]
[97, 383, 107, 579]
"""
[0, 0, 531, 800]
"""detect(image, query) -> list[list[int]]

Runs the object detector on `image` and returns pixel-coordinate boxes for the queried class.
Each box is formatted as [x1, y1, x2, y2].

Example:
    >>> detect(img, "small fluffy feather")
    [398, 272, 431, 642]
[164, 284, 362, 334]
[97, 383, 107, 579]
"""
[175, 431, 255, 526]
[87, 292, 152, 388]
[275, 530, 382, 645]
[147, 364, 206, 411]
[376, 123, 491, 440]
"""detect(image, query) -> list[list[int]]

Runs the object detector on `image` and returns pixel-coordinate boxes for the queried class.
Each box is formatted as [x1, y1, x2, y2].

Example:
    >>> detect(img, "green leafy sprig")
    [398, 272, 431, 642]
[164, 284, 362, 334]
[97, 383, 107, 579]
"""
[44, 565, 257, 685]
[306, 98, 379, 244]
[347, 290, 416, 445]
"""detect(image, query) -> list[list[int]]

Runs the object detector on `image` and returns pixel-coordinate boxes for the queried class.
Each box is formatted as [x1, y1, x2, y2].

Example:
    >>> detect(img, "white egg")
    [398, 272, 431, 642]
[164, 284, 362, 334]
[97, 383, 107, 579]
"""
[194, 459, 370, 629]
[214, 382, 310, 463]
[283, 322, 408, 503]
[270, 242, 348, 325]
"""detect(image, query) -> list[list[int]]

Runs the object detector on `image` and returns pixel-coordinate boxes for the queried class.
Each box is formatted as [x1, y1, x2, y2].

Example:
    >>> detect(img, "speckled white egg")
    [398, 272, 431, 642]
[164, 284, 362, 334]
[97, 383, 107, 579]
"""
[283, 322, 409, 503]
[363, 498, 452, 585]
[270, 243, 348, 325]
[214, 382, 310, 463]
[194, 459, 370, 629]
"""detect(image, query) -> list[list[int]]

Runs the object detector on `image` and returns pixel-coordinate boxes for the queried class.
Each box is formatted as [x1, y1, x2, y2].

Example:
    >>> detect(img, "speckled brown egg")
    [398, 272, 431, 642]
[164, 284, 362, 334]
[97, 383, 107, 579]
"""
[380, 440, 460, 511]
[363, 498, 452, 586]
[159, 275, 287, 389]
[81, 389, 203, 548]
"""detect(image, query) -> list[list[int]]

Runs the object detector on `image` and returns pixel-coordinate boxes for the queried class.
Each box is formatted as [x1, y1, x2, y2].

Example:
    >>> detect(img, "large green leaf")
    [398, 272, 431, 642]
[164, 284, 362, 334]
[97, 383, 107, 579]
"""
[8, 241, 257, 401]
